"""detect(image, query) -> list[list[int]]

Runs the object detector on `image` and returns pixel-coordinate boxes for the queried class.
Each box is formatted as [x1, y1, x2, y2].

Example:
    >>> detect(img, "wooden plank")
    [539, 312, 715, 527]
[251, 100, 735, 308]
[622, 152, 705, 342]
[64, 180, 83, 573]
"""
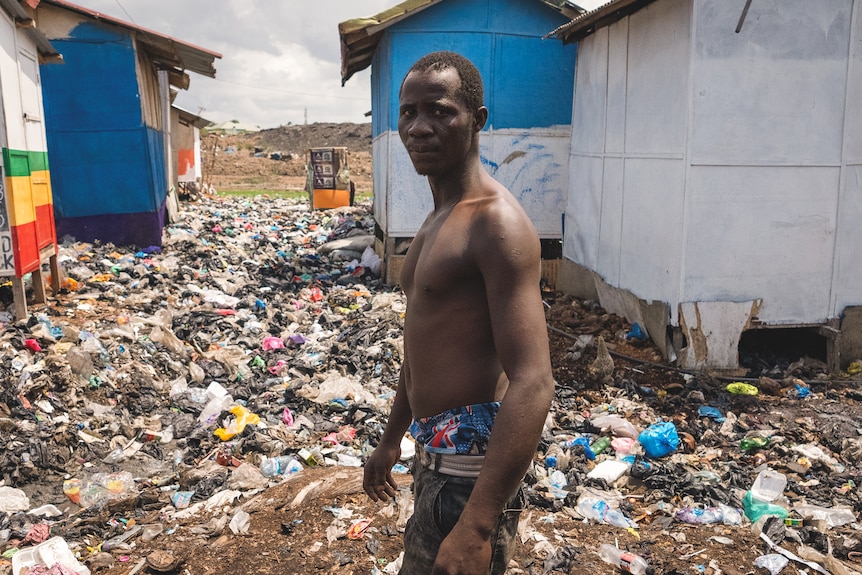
[11, 276, 27, 321]
[31, 265, 46, 304]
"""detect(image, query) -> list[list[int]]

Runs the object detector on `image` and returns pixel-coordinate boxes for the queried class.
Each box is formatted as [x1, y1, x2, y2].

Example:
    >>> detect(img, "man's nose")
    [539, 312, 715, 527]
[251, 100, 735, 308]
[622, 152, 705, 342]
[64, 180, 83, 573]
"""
[407, 114, 433, 137]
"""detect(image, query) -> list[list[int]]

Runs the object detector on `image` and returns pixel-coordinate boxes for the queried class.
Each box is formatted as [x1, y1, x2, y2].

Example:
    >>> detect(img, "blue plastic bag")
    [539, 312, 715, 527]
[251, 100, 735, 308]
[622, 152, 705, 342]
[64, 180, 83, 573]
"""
[638, 421, 679, 458]
[565, 436, 596, 460]
[698, 406, 726, 422]
[626, 323, 647, 341]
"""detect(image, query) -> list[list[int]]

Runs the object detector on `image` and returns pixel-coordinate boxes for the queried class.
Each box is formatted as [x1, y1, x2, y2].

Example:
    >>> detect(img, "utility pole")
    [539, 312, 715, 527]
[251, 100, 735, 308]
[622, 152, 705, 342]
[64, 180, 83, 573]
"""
[304, 108, 308, 125]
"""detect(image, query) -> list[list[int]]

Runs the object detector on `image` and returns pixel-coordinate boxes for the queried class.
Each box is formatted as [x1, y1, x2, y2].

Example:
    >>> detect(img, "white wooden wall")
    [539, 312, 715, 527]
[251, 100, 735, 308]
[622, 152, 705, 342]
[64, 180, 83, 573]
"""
[834, 1, 862, 319]
[375, 127, 571, 238]
[565, 0, 862, 331]
[567, 0, 691, 317]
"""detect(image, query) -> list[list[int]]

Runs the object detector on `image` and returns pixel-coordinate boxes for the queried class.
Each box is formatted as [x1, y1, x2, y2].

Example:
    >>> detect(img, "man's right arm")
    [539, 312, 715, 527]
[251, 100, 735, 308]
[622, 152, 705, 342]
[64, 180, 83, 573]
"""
[363, 363, 412, 502]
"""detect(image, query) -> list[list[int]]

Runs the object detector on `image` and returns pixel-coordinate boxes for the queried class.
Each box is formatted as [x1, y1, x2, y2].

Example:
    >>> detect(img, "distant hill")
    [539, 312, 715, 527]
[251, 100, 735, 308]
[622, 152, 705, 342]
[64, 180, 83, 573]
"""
[203, 122, 373, 191]
[242, 122, 372, 156]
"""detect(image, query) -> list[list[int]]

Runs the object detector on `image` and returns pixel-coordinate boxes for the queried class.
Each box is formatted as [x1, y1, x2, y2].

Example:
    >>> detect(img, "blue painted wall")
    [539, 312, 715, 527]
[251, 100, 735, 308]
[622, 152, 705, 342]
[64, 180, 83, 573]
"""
[371, 0, 577, 138]
[40, 21, 167, 246]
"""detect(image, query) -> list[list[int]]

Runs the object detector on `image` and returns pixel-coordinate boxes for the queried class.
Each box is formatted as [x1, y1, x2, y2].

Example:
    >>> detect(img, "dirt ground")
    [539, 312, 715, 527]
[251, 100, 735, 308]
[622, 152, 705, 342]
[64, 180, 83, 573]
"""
[126, 133, 859, 575]
[58, 292, 862, 575]
[202, 123, 373, 193]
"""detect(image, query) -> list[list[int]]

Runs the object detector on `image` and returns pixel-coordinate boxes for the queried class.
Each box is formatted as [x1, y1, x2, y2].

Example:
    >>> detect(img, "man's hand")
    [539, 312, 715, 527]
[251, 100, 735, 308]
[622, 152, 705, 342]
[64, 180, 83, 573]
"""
[431, 525, 493, 575]
[363, 442, 400, 502]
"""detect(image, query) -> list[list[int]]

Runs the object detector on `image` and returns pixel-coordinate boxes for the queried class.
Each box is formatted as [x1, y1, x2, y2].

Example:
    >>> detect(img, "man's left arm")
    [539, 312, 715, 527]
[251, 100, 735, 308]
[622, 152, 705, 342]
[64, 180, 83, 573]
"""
[433, 204, 555, 574]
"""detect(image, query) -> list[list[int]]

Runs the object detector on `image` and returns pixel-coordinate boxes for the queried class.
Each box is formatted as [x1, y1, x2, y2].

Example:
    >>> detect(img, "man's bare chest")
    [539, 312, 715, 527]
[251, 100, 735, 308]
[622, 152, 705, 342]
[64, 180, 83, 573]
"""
[405, 227, 476, 295]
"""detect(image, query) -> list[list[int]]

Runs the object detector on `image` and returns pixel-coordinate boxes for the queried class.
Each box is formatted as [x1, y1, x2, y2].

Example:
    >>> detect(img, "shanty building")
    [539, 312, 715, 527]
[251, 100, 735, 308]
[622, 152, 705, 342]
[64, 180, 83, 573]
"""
[340, 0, 581, 284]
[171, 105, 210, 195]
[0, 0, 62, 318]
[33, 0, 220, 247]
[549, 0, 862, 371]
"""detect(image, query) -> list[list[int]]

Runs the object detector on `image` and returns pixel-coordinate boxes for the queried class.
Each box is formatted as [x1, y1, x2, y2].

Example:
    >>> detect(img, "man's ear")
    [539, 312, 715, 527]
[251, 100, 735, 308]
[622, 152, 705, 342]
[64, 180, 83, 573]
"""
[474, 106, 488, 132]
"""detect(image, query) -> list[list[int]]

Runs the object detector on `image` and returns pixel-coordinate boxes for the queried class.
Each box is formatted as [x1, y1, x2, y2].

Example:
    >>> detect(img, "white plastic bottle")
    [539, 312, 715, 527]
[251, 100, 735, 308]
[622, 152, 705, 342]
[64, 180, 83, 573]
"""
[598, 544, 652, 575]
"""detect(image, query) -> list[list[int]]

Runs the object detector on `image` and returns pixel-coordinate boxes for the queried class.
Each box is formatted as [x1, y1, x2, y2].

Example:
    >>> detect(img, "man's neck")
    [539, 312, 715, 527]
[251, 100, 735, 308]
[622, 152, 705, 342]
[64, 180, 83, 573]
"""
[428, 157, 483, 211]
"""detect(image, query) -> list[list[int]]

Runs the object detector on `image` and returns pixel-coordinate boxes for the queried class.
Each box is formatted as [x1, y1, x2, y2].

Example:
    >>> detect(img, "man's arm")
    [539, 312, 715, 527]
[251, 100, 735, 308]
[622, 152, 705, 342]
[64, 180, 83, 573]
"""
[363, 361, 413, 502]
[434, 199, 555, 573]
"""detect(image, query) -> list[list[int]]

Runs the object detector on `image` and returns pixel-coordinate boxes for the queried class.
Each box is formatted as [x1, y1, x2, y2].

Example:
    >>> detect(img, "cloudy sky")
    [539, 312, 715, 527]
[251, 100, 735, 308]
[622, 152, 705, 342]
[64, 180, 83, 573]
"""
[68, 0, 395, 128]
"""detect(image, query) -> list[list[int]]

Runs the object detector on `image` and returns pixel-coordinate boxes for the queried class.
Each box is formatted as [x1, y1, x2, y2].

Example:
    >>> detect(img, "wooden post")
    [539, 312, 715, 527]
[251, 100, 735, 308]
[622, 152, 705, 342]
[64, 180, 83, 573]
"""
[10, 244, 61, 321]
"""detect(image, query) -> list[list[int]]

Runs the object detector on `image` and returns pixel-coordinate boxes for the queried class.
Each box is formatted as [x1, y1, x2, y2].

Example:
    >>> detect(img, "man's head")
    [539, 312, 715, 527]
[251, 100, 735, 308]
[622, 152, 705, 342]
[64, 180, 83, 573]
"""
[402, 51, 484, 112]
[398, 52, 488, 177]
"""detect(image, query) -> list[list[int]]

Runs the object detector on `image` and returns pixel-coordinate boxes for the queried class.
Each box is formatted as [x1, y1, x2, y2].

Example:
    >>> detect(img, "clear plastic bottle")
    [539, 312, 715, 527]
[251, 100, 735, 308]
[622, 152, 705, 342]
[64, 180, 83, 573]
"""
[598, 544, 652, 575]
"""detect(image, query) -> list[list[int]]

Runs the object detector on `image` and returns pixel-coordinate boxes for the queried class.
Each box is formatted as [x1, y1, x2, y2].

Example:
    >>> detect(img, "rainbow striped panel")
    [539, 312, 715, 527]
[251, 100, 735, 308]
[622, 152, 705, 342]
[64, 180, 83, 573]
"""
[2, 148, 56, 276]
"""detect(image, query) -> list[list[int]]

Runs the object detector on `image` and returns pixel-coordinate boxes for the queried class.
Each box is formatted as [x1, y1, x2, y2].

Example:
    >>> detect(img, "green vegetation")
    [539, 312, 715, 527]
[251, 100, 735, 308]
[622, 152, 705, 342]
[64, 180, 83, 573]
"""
[216, 189, 307, 199]
[216, 189, 373, 202]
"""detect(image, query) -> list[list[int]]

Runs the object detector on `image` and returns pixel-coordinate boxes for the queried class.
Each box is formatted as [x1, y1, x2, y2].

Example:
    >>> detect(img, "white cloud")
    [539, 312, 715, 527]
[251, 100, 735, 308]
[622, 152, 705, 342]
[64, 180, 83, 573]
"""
[70, 0, 393, 127]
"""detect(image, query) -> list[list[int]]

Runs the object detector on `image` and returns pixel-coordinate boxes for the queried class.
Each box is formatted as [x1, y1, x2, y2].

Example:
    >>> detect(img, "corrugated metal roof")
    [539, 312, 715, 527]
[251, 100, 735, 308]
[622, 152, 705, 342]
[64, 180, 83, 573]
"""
[173, 105, 211, 130]
[338, 0, 584, 86]
[0, 0, 61, 61]
[339, 0, 442, 86]
[39, 0, 221, 80]
[545, 0, 657, 44]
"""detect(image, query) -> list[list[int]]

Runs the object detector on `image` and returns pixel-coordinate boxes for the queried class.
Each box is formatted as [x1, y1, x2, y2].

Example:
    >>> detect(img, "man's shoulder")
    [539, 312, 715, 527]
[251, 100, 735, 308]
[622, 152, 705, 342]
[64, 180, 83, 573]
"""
[469, 187, 535, 235]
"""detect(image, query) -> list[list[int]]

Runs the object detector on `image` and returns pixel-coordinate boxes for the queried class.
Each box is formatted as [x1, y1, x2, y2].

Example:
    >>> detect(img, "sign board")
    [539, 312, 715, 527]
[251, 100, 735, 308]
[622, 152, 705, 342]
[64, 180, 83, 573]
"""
[310, 148, 337, 190]
[0, 164, 15, 275]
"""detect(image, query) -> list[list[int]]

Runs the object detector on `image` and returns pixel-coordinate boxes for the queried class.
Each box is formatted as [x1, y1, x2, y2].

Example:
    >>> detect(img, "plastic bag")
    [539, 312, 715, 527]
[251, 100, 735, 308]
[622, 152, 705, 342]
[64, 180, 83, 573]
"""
[0, 486, 30, 512]
[576, 496, 609, 521]
[564, 436, 596, 460]
[360, 246, 382, 275]
[792, 503, 857, 528]
[753, 554, 789, 575]
[726, 382, 759, 395]
[675, 506, 724, 524]
[638, 421, 679, 458]
[67, 472, 137, 508]
[214, 405, 261, 440]
[149, 325, 186, 355]
[229, 509, 250, 535]
[743, 490, 789, 523]
[591, 414, 639, 439]
[697, 406, 726, 422]
[227, 462, 270, 489]
[66, 346, 94, 378]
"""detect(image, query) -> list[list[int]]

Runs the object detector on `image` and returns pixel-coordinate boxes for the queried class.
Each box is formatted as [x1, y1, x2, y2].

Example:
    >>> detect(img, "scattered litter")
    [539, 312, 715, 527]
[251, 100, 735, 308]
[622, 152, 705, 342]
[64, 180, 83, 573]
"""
[0, 194, 860, 573]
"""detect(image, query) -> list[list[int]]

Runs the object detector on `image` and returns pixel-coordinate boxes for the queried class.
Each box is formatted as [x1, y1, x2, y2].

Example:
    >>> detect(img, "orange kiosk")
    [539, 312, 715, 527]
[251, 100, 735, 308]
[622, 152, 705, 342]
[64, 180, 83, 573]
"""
[308, 147, 353, 209]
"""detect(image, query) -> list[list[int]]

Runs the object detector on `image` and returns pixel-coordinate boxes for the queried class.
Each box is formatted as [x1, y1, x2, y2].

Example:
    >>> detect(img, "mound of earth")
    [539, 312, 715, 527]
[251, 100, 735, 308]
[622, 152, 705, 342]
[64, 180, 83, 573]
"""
[203, 123, 373, 193]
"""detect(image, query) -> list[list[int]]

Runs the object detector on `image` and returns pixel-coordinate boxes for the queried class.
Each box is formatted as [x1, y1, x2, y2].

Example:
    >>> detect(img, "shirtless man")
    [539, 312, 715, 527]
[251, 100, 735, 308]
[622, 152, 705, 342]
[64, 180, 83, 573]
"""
[362, 51, 555, 575]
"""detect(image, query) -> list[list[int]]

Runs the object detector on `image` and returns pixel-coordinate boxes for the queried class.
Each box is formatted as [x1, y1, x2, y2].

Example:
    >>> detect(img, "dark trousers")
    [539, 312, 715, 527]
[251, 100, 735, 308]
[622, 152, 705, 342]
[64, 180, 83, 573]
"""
[400, 461, 525, 574]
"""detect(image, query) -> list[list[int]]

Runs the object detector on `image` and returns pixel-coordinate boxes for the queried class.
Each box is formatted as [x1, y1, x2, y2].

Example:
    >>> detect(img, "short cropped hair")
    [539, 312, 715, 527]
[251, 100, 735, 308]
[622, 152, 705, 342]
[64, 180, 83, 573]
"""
[404, 51, 484, 111]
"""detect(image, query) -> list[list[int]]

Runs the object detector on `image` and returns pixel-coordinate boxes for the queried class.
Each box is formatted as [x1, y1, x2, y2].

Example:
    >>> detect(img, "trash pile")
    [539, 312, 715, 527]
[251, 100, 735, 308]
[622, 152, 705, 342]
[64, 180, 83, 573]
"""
[0, 195, 860, 575]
